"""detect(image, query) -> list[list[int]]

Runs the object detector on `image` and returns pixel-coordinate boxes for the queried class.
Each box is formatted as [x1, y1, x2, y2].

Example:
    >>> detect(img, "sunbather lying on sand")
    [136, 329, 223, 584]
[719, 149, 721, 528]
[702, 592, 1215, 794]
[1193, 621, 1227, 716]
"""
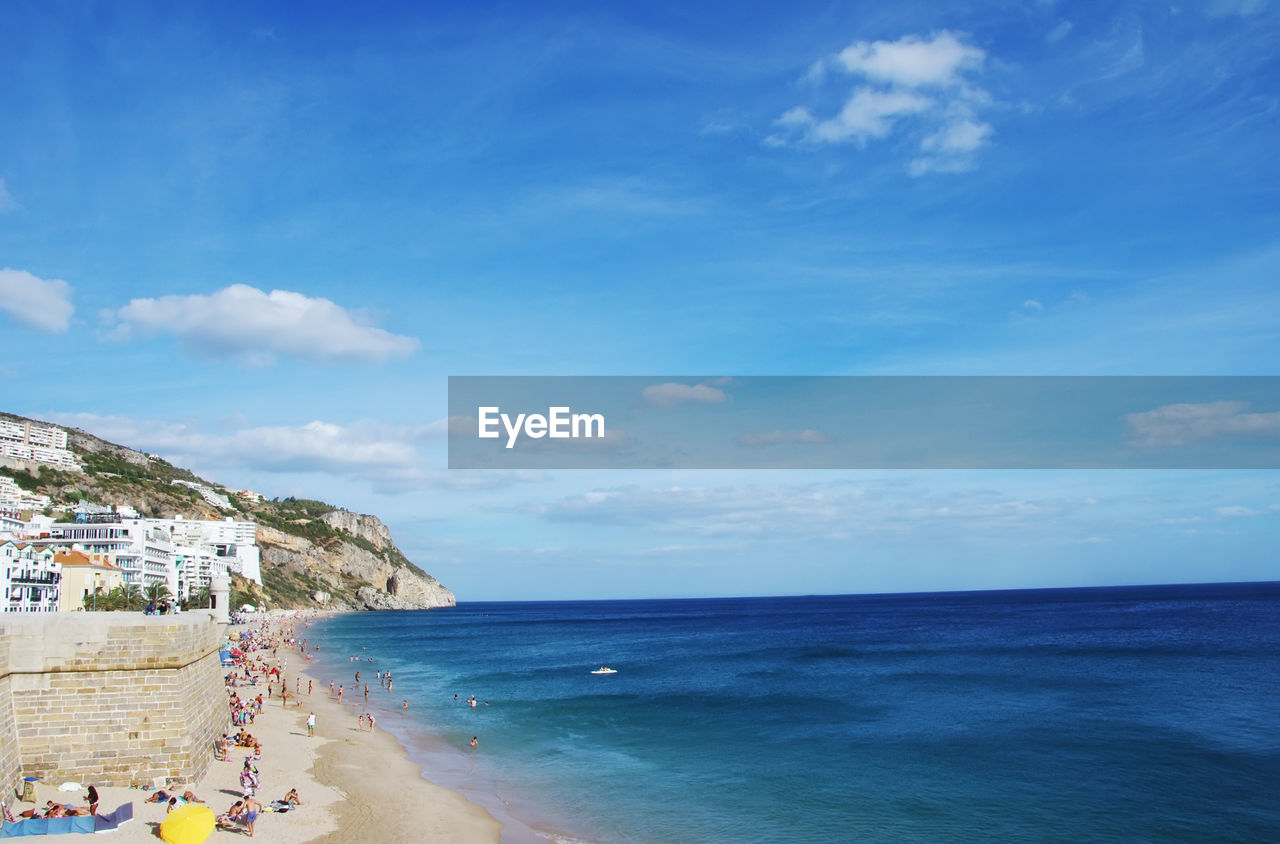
[22, 801, 92, 818]
[144, 789, 204, 804]
[216, 800, 244, 829]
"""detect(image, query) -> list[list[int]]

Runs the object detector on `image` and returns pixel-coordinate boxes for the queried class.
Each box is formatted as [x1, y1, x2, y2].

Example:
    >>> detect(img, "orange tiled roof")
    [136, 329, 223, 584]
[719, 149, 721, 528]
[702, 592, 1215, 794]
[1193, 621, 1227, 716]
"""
[54, 550, 114, 569]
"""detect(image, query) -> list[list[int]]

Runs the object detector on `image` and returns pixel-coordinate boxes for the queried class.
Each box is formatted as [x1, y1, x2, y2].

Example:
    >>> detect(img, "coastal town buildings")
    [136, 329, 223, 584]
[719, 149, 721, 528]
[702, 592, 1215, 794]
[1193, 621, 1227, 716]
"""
[0, 540, 62, 613]
[46, 513, 262, 600]
[0, 419, 79, 472]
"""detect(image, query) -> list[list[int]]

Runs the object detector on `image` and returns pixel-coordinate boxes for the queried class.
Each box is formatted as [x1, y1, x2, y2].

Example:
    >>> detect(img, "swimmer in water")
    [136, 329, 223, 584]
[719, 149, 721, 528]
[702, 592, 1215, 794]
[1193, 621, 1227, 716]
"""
[470, 736, 477, 748]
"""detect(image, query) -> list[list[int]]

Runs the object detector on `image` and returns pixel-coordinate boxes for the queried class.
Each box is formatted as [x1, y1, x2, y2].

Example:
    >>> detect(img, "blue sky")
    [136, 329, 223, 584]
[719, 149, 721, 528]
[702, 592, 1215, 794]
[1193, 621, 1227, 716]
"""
[2, 0, 1278, 599]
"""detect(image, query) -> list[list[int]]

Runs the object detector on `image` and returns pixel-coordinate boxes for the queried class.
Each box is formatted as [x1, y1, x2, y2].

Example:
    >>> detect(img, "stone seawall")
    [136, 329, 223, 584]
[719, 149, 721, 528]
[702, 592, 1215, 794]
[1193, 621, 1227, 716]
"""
[0, 613, 228, 789]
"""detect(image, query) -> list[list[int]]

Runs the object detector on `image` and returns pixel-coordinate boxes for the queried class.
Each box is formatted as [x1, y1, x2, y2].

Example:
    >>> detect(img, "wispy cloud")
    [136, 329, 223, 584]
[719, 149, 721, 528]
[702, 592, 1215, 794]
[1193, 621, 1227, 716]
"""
[769, 31, 996, 175]
[1125, 401, 1280, 447]
[1214, 505, 1261, 517]
[103, 284, 419, 366]
[0, 179, 18, 213]
[0, 268, 74, 332]
[527, 481, 1078, 539]
[641, 382, 729, 406]
[737, 429, 830, 447]
[1205, 0, 1270, 18]
[1047, 20, 1075, 43]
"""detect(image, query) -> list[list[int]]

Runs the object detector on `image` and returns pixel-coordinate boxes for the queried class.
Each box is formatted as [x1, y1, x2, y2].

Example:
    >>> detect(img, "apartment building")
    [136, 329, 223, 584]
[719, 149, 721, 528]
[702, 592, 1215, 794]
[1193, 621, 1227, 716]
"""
[0, 540, 62, 613]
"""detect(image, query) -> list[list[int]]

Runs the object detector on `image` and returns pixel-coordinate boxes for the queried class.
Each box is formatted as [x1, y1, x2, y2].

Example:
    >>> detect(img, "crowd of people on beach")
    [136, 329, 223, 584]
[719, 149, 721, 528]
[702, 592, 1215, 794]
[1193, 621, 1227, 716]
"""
[211, 617, 313, 837]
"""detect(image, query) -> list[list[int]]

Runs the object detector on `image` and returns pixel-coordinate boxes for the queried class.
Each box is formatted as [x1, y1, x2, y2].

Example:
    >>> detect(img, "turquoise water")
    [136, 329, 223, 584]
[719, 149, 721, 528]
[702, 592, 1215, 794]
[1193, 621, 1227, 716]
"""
[308, 583, 1280, 843]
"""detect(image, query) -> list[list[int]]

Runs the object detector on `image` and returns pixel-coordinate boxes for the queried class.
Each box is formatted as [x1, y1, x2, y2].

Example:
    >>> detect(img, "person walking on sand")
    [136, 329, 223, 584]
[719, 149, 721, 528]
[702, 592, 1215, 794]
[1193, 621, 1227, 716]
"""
[242, 796, 262, 837]
[368, 714, 376, 733]
[337, 685, 344, 703]
[308, 679, 312, 696]
[306, 712, 315, 738]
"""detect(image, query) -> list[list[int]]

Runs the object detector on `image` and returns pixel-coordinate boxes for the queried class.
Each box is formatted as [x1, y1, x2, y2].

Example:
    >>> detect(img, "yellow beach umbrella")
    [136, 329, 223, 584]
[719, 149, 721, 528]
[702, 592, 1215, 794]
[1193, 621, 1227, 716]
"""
[159, 803, 216, 844]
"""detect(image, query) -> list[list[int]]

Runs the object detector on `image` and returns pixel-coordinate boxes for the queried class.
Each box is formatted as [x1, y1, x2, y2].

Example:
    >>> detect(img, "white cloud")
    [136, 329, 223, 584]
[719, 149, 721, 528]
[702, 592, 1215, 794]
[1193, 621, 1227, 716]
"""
[771, 31, 995, 175]
[1022, 298, 1045, 311]
[1124, 401, 1280, 447]
[641, 382, 729, 406]
[910, 117, 994, 174]
[921, 117, 993, 154]
[1214, 505, 1260, 518]
[835, 31, 984, 88]
[806, 89, 935, 144]
[0, 180, 18, 213]
[103, 283, 419, 365]
[737, 429, 831, 447]
[0, 268, 74, 332]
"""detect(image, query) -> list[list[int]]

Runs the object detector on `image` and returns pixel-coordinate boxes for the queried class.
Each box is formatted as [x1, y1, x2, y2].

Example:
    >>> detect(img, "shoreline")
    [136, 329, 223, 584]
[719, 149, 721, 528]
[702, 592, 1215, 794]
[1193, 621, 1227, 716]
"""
[300, 614, 563, 844]
[292, 615, 507, 843]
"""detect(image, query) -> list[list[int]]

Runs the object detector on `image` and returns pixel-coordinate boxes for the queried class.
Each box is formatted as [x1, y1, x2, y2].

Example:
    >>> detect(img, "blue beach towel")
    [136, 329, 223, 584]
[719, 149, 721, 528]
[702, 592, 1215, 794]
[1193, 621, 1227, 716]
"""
[0, 803, 131, 837]
[0, 814, 94, 836]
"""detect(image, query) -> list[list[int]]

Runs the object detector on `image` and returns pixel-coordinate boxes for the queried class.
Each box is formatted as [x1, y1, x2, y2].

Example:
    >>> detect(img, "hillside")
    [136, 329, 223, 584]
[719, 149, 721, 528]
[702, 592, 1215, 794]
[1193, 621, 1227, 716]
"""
[0, 411, 455, 612]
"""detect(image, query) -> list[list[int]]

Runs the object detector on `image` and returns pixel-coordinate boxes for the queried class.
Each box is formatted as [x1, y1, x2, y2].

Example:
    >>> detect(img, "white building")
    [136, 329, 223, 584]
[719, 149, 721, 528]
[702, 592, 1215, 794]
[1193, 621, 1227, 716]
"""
[152, 515, 261, 584]
[0, 420, 79, 471]
[0, 475, 51, 512]
[0, 541, 62, 613]
[171, 480, 233, 510]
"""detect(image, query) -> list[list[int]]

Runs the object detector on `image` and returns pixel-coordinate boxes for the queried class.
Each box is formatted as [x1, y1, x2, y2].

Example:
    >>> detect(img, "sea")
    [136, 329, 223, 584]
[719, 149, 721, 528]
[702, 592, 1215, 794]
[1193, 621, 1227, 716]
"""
[307, 582, 1280, 843]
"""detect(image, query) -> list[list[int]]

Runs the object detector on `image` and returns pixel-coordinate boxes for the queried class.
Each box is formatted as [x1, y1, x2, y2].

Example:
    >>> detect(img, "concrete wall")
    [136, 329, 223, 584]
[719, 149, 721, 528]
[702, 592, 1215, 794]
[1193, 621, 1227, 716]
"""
[0, 612, 227, 789]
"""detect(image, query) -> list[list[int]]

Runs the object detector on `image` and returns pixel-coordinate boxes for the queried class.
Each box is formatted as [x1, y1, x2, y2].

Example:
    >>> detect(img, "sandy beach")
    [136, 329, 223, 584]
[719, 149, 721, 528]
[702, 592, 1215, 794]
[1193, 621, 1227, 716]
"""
[13, 616, 501, 843]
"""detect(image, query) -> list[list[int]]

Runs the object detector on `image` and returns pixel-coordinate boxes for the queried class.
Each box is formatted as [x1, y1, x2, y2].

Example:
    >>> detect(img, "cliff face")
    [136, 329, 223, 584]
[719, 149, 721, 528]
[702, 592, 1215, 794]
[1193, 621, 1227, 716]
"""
[1, 410, 457, 613]
[257, 521, 455, 611]
[320, 510, 393, 550]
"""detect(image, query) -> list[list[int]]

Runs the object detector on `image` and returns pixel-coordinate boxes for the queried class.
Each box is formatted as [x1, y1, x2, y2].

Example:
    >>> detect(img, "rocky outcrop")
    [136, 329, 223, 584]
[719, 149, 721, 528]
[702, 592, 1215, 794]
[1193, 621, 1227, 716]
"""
[65, 426, 150, 466]
[321, 510, 393, 551]
[257, 523, 455, 611]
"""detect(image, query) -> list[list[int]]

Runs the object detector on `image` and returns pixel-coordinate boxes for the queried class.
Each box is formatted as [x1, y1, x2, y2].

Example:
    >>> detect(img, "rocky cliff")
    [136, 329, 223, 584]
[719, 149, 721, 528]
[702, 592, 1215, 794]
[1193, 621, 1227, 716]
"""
[257, 522, 455, 611]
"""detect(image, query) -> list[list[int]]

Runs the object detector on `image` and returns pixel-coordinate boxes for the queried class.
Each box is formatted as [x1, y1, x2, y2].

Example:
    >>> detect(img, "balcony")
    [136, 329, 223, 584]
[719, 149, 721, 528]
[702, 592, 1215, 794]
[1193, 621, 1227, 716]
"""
[11, 573, 60, 585]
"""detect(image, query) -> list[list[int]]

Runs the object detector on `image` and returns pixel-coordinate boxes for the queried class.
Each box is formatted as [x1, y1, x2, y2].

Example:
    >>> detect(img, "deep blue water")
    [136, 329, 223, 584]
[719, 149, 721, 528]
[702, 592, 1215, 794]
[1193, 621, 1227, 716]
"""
[308, 583, 1280, 843]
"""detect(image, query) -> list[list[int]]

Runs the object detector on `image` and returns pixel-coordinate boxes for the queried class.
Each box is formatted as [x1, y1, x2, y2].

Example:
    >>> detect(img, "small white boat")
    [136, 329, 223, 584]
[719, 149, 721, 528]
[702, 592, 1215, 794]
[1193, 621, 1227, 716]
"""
[591, 666, 617, 675]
